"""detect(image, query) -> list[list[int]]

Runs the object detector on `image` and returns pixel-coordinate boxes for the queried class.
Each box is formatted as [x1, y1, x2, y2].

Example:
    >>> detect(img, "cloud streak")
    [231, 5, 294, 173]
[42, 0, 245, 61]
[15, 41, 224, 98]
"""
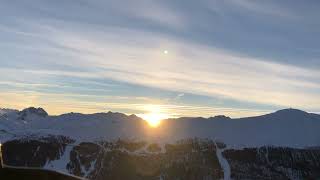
[0, 0, 319, 116]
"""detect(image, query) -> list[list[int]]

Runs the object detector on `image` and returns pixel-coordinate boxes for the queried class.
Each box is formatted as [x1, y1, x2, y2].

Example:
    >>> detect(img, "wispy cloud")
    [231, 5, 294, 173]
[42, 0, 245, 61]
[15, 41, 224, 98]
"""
[174, 93, 185, 100]
[227, 0, 297, 18]
[2, 22, 319, 111]
[0, 0, 319, 116]
[0, 90, 270, 118]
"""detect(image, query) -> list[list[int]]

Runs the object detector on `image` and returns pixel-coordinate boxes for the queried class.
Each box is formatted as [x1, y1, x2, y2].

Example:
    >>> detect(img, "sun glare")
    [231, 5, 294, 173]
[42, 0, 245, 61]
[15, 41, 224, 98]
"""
[139, 105, 169, 128]
[142, 113, 164, 127]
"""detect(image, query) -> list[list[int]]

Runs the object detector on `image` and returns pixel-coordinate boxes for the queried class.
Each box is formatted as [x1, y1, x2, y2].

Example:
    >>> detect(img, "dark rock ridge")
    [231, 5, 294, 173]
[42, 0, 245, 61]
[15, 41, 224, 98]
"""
[2, 136, 320, 180]
[0, 168, 81, 180]
[18, 107, 48, 120]
[3, 136, 224, 180]
[224, 147, 320, 179]
[2, 135, 74, 167]
[209, 115, 232, 120]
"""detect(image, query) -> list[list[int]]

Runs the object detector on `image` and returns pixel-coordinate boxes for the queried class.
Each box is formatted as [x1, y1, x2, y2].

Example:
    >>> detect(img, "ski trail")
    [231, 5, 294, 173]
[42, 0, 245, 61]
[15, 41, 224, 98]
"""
[214, 142, 231, 180]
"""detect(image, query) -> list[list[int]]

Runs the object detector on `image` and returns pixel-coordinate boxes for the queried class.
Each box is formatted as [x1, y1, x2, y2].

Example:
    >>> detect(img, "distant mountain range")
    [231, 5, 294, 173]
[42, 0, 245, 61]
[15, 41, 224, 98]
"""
[1, 107, 320, 179]
[1, 107, 320, 147]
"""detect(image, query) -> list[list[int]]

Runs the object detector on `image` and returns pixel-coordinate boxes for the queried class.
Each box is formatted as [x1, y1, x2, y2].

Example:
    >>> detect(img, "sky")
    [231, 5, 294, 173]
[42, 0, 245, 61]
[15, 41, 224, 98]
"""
[0, 0, 320, 118]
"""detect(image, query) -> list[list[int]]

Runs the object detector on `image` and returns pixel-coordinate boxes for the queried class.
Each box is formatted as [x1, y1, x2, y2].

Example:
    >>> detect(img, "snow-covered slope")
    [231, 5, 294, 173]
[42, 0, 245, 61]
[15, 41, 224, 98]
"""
[160, 109, 320, 147]
[1, 107, 320, 180]
[1, 107, 320, 147]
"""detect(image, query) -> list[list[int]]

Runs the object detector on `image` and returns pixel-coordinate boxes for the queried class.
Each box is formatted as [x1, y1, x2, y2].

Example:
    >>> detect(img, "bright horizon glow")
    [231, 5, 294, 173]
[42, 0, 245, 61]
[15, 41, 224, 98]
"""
[138, 104, 170, 127]
[140, 112, 167, 127]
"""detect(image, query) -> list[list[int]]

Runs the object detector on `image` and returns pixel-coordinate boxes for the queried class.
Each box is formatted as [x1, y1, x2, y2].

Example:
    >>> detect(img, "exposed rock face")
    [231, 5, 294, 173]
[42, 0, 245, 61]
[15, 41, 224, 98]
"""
[210, 115, 232, 120]
[2, 137, 224, 180]
[2, 136, 74, 167]
[18, 107, 48, 120]
[2, 136, 320, 179]
[67, 139, 223, 180]
[67, 142, 102, 178]
[223, 147, 320, 179]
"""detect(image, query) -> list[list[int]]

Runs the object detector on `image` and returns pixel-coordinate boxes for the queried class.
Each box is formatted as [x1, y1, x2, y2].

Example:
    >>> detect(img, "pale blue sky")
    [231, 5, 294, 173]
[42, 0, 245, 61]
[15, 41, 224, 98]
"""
[0, 0, 319, 117]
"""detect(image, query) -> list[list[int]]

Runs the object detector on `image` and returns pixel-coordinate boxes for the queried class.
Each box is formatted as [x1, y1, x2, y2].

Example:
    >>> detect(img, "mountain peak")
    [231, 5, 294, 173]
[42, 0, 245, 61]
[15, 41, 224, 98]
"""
[104, 111, 137, 120]
[273, 108, 308, 116]
[0, 108, 18, 115]
[210, 115, 231, 120]
[18, 107, 48, 119]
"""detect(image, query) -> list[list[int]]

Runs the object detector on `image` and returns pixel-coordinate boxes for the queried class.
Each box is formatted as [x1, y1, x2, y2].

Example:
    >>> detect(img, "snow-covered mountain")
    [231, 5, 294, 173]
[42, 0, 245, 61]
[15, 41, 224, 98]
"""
[1, 107, 320, 147]
[1, 107, 320, 179]
[162, 108, 320, 147]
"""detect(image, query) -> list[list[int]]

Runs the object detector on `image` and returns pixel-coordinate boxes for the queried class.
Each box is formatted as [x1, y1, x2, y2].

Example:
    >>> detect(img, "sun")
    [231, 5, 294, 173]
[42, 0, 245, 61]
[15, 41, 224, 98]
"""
[142, 113, 164, 127]
[139, 105, 169, 128]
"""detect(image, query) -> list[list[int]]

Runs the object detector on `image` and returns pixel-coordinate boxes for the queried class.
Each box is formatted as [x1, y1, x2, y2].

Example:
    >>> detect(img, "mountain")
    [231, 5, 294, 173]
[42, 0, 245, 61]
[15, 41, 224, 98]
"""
[1, 107, 320, 147]
[161, 108, 320, 147]
[0, 107, 320, 179]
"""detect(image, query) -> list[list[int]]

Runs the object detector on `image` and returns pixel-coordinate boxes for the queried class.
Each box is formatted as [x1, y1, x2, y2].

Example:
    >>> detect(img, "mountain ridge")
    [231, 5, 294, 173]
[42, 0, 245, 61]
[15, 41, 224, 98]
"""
[0, 107, 320, 148]
[1, 107, 320, 180]
[3, 107, 319, 119]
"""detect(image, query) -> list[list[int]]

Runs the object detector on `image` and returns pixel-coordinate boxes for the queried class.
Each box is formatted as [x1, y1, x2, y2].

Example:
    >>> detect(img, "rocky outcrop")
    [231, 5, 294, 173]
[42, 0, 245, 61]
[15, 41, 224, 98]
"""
[2, 135, 74, 167]
[223, 147, 320, 179]
[2, 136, 320, 179]
[2, 137, 224, 180]
[18, 107, 48, 121]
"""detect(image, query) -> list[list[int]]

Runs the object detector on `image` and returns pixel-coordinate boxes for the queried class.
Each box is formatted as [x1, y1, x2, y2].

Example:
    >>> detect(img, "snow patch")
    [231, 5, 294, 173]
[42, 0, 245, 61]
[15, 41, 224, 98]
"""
[44, 144, 73, 174]
[215, 142, 231, 180]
